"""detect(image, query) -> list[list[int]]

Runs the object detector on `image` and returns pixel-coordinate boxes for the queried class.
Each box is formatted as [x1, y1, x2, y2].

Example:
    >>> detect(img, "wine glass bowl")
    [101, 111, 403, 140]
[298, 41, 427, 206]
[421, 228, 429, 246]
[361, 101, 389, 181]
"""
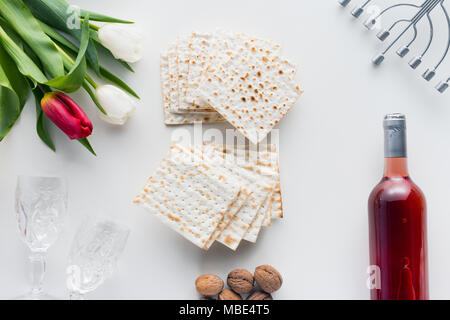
[67, 219, 129, 299]
[16, 176, 68, 252]
[15, 176, 68, 300]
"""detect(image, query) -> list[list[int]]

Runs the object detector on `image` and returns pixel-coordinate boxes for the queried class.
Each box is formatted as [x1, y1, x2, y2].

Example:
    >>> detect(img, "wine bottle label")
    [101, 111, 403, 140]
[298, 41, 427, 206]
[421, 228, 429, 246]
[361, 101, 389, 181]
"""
[384, 114, 407, 158]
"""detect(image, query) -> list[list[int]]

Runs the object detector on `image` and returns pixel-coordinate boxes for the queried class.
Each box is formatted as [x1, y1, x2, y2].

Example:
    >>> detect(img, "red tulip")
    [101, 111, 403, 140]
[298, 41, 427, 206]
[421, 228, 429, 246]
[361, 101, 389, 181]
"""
[41, 92, 93, 140]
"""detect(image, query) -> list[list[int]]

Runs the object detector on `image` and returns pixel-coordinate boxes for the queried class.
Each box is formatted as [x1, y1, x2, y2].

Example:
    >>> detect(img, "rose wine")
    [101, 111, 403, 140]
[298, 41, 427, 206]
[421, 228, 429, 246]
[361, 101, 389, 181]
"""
[368, 114, 428, 300]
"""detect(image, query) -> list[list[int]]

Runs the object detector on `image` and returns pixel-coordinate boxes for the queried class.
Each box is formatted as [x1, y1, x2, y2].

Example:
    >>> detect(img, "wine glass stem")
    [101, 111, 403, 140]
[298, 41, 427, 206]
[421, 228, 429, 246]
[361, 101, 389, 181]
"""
[29, 252, 46, 295]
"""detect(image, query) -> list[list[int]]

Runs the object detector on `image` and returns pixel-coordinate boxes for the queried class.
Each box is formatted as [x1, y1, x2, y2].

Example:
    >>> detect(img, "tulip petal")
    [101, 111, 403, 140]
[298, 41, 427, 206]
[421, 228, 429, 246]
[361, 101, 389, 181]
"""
[55, 92, 93, 131]
[41, 92, 93, 140]
[95, 85, 137, 125]
[98, 24, 143, 63]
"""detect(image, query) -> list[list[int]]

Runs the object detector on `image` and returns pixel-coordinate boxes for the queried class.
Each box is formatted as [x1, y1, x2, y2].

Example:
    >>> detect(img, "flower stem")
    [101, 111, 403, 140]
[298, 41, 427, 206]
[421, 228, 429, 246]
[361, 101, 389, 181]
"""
[54, 42, 99, 89]
[37, 84, 48, 94]
[85, 74, 98, 89]
[54, 42, 75, 65]
[89, 23, 99, 31]
[80, 19, 99, 31]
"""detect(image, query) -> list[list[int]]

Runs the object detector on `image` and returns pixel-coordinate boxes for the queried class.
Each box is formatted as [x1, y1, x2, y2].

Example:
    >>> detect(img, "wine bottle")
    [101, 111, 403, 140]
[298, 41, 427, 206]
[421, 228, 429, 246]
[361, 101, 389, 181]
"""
[368, 114, 428, 300]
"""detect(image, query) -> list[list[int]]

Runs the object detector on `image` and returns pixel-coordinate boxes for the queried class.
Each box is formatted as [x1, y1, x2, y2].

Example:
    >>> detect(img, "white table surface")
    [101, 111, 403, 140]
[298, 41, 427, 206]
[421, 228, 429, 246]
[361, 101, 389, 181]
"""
[0, 0, 449, 300]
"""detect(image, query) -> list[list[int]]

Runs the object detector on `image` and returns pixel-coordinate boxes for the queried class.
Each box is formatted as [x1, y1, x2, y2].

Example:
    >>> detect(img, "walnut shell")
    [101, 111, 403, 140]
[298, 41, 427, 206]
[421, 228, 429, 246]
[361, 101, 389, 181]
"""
[227, 269, 254, 294]
[218, 289, 242, 300]
[254, 265, 283, 293]
[247, 291, 273, 300]
[195, 274, 224, 296]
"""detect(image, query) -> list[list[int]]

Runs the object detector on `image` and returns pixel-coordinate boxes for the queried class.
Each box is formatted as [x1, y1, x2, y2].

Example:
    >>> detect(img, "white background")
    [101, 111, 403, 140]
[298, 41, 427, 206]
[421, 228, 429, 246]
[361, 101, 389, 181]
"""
[0, 0, 449, 300]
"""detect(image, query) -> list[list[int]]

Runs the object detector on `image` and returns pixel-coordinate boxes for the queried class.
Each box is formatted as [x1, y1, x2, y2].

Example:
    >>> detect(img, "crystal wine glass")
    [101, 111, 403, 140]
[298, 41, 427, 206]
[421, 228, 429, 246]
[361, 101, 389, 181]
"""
[66, 218, 129, 299]
[15, 176, 68, 300]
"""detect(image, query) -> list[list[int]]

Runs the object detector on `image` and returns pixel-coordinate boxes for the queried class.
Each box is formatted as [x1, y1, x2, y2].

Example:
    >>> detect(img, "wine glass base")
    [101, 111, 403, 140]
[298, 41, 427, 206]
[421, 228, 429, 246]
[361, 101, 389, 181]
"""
[14, 292, 58, 300]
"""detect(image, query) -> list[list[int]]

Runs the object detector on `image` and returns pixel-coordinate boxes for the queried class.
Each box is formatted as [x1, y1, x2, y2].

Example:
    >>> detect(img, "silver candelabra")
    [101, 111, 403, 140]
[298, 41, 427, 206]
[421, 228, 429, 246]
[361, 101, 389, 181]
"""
[339, 0, 449, 94]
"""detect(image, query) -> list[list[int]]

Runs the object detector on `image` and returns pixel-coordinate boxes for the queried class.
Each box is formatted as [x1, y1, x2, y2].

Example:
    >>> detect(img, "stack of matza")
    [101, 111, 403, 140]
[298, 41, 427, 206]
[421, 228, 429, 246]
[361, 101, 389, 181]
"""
[160, 30, 303, 144]
[134, 143, 283, 251]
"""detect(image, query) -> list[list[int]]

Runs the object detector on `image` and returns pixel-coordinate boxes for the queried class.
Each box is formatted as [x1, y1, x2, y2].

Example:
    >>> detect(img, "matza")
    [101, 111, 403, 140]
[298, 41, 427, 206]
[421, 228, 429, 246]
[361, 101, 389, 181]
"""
[160, 52, 224, 125]
[198, 51, 302, 144]
[218, 144, 282, 243]
[193, 31, 300, 144]
[173, 35, 216, 114]
[182, 32, 217, 112]
[135, 142, 284, 251]
[160, 30, 302, 137]
[134, 143, 246, 248]
[200, 143, 275, 250]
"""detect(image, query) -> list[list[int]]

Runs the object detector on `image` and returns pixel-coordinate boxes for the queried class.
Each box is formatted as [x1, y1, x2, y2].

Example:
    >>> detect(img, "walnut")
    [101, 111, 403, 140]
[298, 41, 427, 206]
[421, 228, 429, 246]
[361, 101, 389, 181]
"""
[195, 274, 224, 296]
[254, 265, 283, 293]
[218, 289, 242, 300]
[227, 269, 254, 294]
[247, 291, 273, 300]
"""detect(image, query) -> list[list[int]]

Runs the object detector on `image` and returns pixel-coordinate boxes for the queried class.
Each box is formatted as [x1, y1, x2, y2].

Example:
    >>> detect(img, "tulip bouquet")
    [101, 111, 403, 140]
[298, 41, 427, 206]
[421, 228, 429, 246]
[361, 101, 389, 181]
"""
[0, 0, 142, 155]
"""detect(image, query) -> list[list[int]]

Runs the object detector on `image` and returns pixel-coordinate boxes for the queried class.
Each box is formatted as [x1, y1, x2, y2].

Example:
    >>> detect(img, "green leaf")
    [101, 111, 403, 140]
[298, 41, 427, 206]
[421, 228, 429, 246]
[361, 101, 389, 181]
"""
[100, 66, 140, 99]
[0, 87, 20, 141]
[38, 20, 78, 52]
[118, 59, 135, 73]
[45, 16, 90, 93]
[0, 16, 24, 49]
[39, 23, 139, 106]
[82, 81, 106, 115]
[46, 31, 140, 101]
[42, 19, 134, 76]
[0, 43, 29, 140]
[0, 38, 28, 106]
[0, 0, 64, 78]
[24, 0, 101, 75]
[80, 10, 133, 24]
[0, 17, 45, 88]
[89, 28, 100, 42]
[78, 137, 96, 156]
[31, 87, 55, 151]
[0, 25, 48, 84]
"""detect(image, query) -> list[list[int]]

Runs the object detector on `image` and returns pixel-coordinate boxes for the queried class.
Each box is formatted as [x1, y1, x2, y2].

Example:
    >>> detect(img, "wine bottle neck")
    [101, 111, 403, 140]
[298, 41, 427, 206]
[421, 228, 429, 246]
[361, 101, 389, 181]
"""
[383, 114, 409, 177]
[384, 125, 407, 159]
[384, 157, 409, 177]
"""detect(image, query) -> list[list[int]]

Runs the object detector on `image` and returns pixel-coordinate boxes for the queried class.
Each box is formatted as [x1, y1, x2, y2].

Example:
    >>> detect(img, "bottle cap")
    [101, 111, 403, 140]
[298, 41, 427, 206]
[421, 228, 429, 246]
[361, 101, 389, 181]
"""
[384, 113, 406, 129]
[384, 114, 407, 158]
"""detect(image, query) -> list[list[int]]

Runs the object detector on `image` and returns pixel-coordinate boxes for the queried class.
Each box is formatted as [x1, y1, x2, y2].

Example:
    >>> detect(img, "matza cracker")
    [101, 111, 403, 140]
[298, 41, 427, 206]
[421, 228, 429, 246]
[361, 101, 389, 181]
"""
[215, 144, 281, 245]
[172, 36, 217, 114]
[182, 32, 218, 112]
[204, 188, 250, 250]
[197, 41, 302, 144]
[160, 52, 224, 125]
[172, 143, 252, 250]
[134, 143, 245, 249]
[222, 145, 283, 242]
[202, 144, 275, 250]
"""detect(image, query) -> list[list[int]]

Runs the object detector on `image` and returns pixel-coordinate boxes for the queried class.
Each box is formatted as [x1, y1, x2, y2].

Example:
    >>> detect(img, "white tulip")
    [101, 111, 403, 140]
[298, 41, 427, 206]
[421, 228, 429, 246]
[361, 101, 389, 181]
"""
[96, 85, 137, 125]
[98, 23, 143, 63]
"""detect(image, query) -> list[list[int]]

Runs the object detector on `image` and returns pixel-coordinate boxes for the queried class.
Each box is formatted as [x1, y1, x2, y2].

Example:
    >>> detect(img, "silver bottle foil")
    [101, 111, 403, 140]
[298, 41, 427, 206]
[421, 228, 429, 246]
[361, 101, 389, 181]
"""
[383, 113, 407, 158]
